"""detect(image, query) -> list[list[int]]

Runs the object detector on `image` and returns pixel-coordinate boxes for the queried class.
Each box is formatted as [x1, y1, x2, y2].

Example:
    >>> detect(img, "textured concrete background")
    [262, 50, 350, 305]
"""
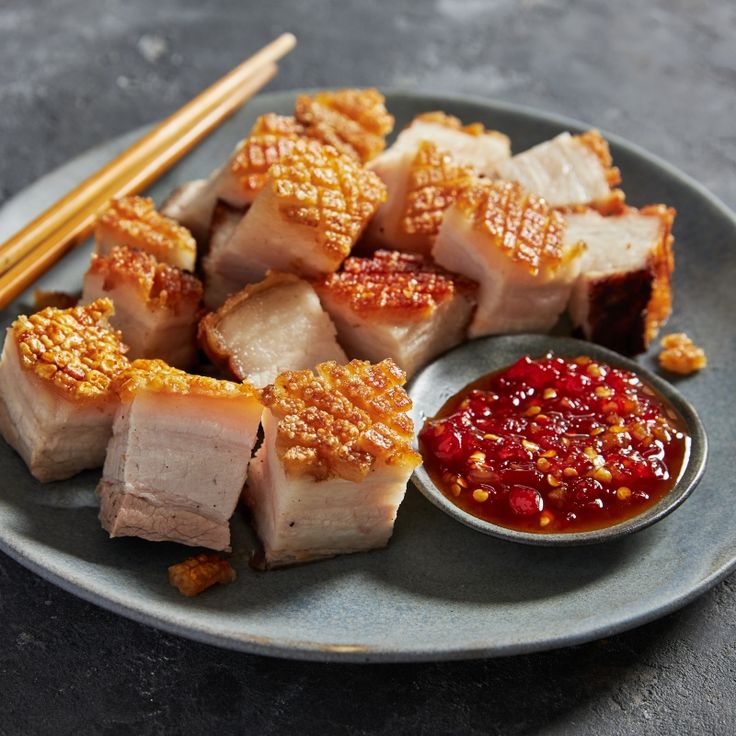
[1, 0, 735, 733]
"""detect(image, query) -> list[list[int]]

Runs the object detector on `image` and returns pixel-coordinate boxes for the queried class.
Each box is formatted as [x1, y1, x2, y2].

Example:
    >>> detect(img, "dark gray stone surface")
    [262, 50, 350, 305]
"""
[0, 0, 734, 733]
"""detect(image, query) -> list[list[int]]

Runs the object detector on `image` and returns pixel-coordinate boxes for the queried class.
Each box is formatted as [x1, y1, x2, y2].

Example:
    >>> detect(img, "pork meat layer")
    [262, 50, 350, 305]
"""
[199, 271, 346, 388]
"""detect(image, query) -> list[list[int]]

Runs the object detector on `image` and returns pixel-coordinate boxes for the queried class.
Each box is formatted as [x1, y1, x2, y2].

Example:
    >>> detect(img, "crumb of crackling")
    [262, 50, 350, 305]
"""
[658, 332, 707, 375]
[168, 553, 236, 597]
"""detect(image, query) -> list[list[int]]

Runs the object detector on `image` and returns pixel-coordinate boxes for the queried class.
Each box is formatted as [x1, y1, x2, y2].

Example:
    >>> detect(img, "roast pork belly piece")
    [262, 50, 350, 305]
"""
[493, 131, 624, 213]
[433, 181, 585, 337]
[82, 246, 203, 368]
[210, 141, 387, 287]
[294, 88, 394, 163]
[245, 359, 421, 568]
[314, 250, 477, 377]
[198, 271, 346, 387]
[566, 205, 676, 355]
[374, 111, 511, 176]
[218, 113, 309, 206]
[161, 114, 308, 245]
[95, 196, 197, 272]
[201, 201, 248, 309]
[365, 141, 476, 255]
[0, 299, 129, 482]
[160, 179, 211, 245]
[98, 359, 262, 551]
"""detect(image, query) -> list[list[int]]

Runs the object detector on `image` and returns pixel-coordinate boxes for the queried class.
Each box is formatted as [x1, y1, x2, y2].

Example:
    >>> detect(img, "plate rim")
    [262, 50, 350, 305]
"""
[0, 88, 734, 662]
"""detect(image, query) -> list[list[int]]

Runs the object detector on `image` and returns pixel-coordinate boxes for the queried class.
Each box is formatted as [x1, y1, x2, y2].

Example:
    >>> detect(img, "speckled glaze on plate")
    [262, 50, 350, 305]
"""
[409, 335, 708, 546]
[0, 91, 734, 662]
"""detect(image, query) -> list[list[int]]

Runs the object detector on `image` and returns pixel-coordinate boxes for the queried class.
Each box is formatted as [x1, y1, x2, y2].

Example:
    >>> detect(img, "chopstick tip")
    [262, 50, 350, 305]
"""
[280, 32, 297, 50]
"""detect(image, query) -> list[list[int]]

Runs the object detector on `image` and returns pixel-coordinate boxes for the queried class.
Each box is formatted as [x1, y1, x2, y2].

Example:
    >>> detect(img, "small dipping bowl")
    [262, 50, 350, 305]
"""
[408, 334, 708, 546]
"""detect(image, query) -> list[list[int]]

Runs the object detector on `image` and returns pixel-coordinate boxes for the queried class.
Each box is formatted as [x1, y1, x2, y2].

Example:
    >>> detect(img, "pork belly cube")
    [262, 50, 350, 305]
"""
[160, 179, 212, 246]
[433, 181, 585, 337]
[98, 359, 262, 551]
[199, 271, 346, 387]
[161, 114, 307, 245]
[0, 299, 129, 482]
[201, 201, 247, 309]
[210, 141, 387, 287]
[82, 246, 203, 368]
[295, 88, 394, 163]
[245, 359, 421, 568]
[315, 250, 476, 377]
[493, 130, 624, 213]
[365, 141, 476, 255]
[377, 111, 511, 176]
[566, 205, 676, 354]
[215, 114, 307, 207]
[95, 196, 197, 272]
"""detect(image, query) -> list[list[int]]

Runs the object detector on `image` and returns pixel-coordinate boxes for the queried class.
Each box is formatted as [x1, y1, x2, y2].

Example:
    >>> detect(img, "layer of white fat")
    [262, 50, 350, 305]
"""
[391, 121, 511, 175]
[319, 289, 474, 378]
[566, 209, 662, 274]
[0, 337, 115, 481]
[213, 187, 340, 287]
[493, 132, 610, 208]
[81, 273, 198, 369]
[565, 209, 662, 332]
[365, 148, 421, 252]
[159, 178, 213, 249]
[246, 409, 410, 566]
[215, 279, 346, 388]
[102, 391, 261, 525]
[433, 207, 582, 337]
[202, 204, 246, 309]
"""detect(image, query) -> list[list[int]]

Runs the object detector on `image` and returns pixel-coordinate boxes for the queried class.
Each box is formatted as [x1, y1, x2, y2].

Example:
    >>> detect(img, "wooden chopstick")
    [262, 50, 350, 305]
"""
[0, 33, 296, 307]
[0, 32, 295, 274]
[0, 62, 278, 309]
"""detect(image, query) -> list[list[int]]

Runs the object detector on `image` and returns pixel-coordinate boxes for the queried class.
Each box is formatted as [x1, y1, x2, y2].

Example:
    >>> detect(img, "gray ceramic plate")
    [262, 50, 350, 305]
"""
[0, 91, 734, 662]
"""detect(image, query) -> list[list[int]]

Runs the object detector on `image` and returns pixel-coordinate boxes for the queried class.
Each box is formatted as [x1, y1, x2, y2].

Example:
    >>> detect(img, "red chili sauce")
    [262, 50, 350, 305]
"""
[419, 355, 689, 534]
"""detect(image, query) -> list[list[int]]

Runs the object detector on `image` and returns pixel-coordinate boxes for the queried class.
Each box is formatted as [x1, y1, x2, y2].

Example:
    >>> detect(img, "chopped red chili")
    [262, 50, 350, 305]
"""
[419, 355, 688, 534]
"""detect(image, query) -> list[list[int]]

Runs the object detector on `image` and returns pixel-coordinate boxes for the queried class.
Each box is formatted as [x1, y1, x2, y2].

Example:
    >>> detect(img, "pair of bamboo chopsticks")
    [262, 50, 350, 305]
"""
[0, 32, 297, 309]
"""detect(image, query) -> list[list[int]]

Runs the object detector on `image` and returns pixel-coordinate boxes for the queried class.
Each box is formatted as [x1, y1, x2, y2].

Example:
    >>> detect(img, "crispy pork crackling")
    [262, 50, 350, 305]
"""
[315, 250, 477, 377]
[366, 141, 476, 255]
[82, 246, 203, 369]
[161, 86, 393, 244]
[0, 299, 129, 482]
[97, 359, 262, 551]
[210, 140, 386, 287]
[294, 88, 394, 163]
[433, 180, 585, 337]
[160, 113, 309, 245]
[566, 205, 675, 354]
[95, 196, 197, 272]
[245, 359, 420, 569]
